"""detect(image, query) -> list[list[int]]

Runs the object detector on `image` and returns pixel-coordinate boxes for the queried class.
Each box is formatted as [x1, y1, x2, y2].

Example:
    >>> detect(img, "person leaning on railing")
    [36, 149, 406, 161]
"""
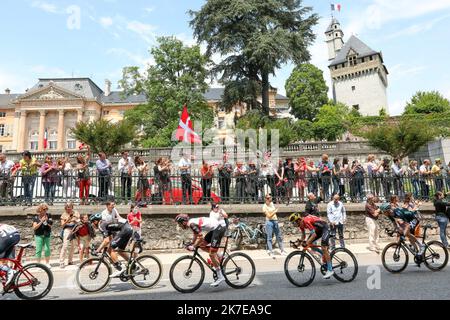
[0, 154, 15, 204]
[431, 159, 444, 193]
[76, 149, 92, 205]
[20, 151, 41, 207]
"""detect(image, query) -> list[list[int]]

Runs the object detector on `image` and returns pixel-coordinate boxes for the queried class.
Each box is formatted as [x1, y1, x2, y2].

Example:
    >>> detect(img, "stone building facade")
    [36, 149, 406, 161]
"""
[326, 18, 389, 116]
[0, 78, 289, 152]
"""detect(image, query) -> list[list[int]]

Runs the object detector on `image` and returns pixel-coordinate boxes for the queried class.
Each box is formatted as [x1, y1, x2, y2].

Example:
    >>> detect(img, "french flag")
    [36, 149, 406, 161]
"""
[43, 129, 48, 149]
[331, 4, 342, 12]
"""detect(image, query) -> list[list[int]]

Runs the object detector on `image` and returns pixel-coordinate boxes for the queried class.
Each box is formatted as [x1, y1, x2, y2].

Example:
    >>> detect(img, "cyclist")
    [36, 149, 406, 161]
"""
[175, 213, 226, 287]
[90, 205, 134, 278]
[0, 224, 20, 289]
[289, 213, 334, 279]
[379, 202, 425, 256]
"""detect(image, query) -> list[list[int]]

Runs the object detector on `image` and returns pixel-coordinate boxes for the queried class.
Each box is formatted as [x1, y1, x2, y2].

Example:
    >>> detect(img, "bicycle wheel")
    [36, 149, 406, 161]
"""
[129, 255, 163, 289]
[331, 248, 358, 283]
[284, 251, 316, 287]
[381, 243, 409, 273]
[169, 255, 205, 293]
[222, 252, 256, 289]
[423, 241, 449, 271]
[13, 263, 53, 300]
[76, 258, 112, 293]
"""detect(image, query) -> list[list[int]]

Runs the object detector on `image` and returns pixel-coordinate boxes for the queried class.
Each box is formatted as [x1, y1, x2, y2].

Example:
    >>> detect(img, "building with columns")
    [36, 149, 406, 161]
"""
[326, 18, 389, 116]
[0, 78, 288, 152]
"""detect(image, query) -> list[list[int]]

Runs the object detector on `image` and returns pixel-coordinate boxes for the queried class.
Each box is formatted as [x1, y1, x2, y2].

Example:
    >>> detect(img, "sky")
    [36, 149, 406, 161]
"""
[1, 0, 450, 115]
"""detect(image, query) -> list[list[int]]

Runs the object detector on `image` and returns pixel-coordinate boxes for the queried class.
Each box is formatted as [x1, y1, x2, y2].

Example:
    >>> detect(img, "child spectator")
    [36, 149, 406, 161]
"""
[127, 204, 142, 237]
[76, 214, 96, 264]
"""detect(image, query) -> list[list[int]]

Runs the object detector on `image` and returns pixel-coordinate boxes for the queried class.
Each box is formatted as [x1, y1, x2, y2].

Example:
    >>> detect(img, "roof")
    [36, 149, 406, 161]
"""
[329, 35, 379, 67]
[31, 78, 104, 100]
[325, 18, 340, 33]
[101, 91, 147, 104]
[0, 94, 20, 108]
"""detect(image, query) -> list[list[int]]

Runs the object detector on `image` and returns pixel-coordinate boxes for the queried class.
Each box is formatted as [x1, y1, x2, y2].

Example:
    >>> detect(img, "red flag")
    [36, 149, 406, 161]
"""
[175, 105, 202, 144]
[337, 4, 341, 12]
[43, 129, 48, 149]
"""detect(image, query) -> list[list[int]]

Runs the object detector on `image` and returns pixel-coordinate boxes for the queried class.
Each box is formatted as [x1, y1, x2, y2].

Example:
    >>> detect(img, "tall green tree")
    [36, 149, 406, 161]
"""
[285, 63, 329, 121]
[70, 119, 135, 156]
[119, 36, 214, 147]
[312, 103, 350, 141]
[361, 117, 439, 160]
[404, 91, 450, 115]
[190, 0, 319, 115]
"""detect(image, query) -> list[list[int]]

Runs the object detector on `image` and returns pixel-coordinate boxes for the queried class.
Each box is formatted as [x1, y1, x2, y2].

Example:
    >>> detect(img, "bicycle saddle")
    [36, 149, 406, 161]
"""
[16, 243, 34, 249]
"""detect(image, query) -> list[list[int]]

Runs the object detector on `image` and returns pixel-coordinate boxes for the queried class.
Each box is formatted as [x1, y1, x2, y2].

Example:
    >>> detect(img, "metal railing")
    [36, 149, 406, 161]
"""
[0, 171, 448, 206]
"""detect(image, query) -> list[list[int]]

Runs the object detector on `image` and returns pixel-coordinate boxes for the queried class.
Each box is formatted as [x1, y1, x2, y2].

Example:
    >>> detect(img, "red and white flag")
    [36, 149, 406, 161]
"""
[43, 129, 48, 149]
[175, 105, 202, 144]
[331, 4, 342, 12]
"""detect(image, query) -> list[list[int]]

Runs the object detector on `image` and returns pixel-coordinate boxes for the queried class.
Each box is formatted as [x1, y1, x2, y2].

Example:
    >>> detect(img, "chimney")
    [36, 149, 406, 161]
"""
[105, 79, 111, 97]
[5, 88, 10, 95]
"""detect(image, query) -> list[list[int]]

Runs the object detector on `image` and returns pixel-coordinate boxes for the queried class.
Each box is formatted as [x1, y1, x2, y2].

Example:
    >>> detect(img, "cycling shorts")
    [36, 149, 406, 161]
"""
[204, 225, 226, 249]
[310, 225, 330, 247]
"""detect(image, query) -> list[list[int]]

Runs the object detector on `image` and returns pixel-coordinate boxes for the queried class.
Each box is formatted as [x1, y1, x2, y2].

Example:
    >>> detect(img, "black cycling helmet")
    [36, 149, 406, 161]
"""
[89, 212, 102, 223]
[175, 214, 189, 224]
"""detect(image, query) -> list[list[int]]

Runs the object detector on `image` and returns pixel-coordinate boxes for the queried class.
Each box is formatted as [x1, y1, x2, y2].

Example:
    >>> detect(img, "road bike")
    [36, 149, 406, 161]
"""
[284, 238, 358, 287]
[169, 232, 256, 293]
[76, 236, 162, 293]
[229, 217, 272, 250]
[381, 223, 448, 273]
[0, 243, 53, 300]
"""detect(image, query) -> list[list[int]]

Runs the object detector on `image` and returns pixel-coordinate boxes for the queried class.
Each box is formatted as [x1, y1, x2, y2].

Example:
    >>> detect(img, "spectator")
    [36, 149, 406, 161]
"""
[431, 159, 444, 193]
[40, 156, 58, 205]
[318, 154, 333, 202]
[419, 159, 432, 201]
[365, 194, 381, 253]
[408, 160, 420, 200]
[59, 157, 74, 199]
[76, 214, 95, 264]
[178, 153, 193, 205]
[118, 151, 134, 205]
[96, 152, 112, 202]
[446, 161, 450, 191]
[263, 195, 287, 258]
[433, 192, 450, 248]
[20, 151, 41, 206]
[284, 158, 295, 205]
[200, 161, 213, 204]
[274, 159, 285, 203]
[264, 153, 277, 203]
[331, 158, 341, 197]
[350, 160, 365, 202]
[135, 156, 150, 205]
[59, 202, 80, 268]
[76, 152, 91, 205]
[307, 159, 319, 196]
[0, 154, 15, 204]
[381, 158, 392, 199]
[327, 194, 346, 251]
[367, 155, 381, 197]
[391, 158, 405, 199]
[234, 161, 247, 203]
[159, 158, 173, 205]
[258, 162, 268, 201]
[305, 193, 321, 217]
[218, 153, 233, 203]
[153, 159, 162, 204]
[340, 157, 350, 199]
[127, 204, 142, 237]
[247, 160, 259, 202]
[294, 157, 307, 203]
[32, 203, 53, 268]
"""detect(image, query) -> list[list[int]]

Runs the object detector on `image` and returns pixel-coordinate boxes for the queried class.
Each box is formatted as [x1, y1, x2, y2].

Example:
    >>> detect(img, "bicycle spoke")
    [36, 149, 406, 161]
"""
[130, 255, 162, 289]
[424, 241, 449, 271]
[284, 251, 315, 287]
[76, 259, 111, 293]
[13, 264, 53, 300]
[222, 253, 255, 289]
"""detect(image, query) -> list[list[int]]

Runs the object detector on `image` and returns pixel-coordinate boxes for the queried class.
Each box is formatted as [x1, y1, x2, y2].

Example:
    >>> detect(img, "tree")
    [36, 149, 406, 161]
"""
[190, 0, 319, 115]
[119, 36, 214, 147]
[70, 119, 135, 156]
[404, 91, 450, 115]
[285, 63, 329, 121]
[312, 103, 350, 141]
[361, 117, 439, 160]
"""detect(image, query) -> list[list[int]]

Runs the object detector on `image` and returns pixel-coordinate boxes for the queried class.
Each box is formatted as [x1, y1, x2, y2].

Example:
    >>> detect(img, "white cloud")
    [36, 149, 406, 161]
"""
[127, 21, 158, 44]
[31, 1, 59, 14]
[99, 17, 114, 28]
[30, 65, 68, 78]
[387, 14, 450, 39]
[389, 64, 426, 80]
[107, 48, 154, 67]
[389, 99, 406, 116]
[145, 6, 156, 14]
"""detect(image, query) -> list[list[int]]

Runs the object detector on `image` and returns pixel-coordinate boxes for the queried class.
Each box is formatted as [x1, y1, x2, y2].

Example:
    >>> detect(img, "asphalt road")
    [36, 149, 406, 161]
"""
[2, 249, 449, 301]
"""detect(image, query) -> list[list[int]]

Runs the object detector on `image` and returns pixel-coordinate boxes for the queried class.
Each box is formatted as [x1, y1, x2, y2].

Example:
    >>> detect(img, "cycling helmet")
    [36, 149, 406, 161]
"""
[175, 214, 189, 224]
[379, 203, 391, 213]
[89, 212, 102, 223]
[289, 213, 302, 223]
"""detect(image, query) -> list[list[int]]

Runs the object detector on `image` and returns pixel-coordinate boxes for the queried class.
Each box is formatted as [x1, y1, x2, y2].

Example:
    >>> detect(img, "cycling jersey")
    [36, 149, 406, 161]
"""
[299, 215, 328, 233]
[0, 224, 20, 259]
[0, 224, 17, 238]
[393, 208, 418, 223]
[99, 221, 133, 250]
[188, 218, 219, 235]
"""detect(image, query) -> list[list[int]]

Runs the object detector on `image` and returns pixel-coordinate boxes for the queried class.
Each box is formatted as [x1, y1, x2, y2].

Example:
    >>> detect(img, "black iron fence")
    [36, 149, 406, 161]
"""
[0, 171, 449, 206]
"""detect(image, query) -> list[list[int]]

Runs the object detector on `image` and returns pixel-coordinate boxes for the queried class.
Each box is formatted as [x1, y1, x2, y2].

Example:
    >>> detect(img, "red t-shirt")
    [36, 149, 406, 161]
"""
[77, 224, 89, 237]
[127, 211, 142, 228]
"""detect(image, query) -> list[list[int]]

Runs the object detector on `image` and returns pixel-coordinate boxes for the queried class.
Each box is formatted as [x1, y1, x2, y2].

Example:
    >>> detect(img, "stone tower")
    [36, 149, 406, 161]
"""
[326, 19, 389, 116]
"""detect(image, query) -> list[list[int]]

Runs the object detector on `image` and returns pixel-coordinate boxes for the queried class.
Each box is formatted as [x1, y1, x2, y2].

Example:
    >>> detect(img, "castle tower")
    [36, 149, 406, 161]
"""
[326, 19, 389, 116]
[325, 18, 344, 61]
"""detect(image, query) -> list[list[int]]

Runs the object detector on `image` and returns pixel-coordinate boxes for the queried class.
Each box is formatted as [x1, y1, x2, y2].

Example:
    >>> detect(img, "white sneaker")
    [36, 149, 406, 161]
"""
[323, 270, 335, 279]
[109, 269, 124, 278]
[46, 264, 52, 270]
[267, 251, 276, 259]
[280, 251, 288, 257]
[210, 275, 225, 287]
[5, 269, 17, 287]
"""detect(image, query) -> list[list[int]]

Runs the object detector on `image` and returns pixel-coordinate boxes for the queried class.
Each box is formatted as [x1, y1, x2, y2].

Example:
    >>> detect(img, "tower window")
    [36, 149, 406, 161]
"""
[336, 33, 339, 37]
[352, 105, 360, 111]
[370, 56, 373, 61]
[352, 86, 356, 91]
